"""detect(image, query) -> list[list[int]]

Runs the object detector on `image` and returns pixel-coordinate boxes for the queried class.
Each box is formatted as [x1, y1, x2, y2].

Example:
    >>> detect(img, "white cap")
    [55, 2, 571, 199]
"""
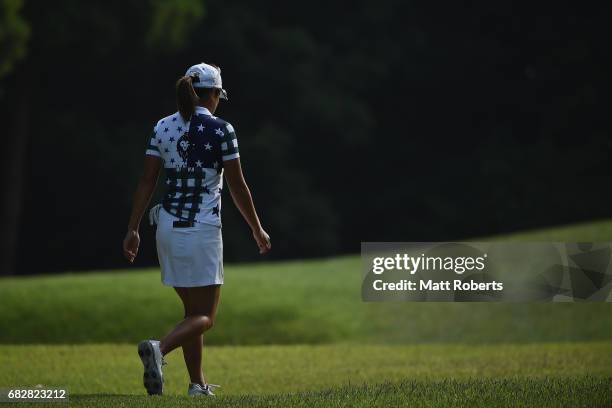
[185, 62, 228, 100]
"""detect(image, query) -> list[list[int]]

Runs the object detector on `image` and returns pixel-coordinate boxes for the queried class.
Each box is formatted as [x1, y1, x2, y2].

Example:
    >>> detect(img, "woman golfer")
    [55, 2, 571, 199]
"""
[123, 62, 271, 396]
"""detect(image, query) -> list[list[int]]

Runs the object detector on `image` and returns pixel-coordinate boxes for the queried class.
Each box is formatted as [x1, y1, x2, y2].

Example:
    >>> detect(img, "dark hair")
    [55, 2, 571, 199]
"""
[175, 76, 218, 121]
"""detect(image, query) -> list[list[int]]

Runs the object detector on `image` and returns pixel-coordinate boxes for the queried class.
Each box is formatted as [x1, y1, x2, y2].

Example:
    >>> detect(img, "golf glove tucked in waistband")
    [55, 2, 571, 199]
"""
[149, 204, 162, 226]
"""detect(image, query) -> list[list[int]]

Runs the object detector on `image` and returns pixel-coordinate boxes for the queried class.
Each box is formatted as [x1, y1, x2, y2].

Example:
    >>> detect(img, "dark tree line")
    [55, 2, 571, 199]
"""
[1, 0, 610, 274]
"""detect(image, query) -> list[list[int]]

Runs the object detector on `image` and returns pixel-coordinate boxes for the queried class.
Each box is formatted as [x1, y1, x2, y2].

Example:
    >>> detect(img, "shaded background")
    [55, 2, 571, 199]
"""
[1, 0, 610, 275]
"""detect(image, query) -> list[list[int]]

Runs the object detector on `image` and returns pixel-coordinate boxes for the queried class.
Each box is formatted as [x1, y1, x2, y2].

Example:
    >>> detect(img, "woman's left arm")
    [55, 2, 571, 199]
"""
[123, 155, 162, 263]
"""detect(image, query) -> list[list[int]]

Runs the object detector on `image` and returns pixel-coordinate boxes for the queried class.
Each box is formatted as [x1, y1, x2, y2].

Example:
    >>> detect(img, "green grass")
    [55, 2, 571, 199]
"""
[1, 219, 612, 406]
[484, 218, 612, 241]
[1, 261, 611, 345]
[1, 342, 610, 406]
[60, 378, 612, 408]
[1, 259, 611, 344]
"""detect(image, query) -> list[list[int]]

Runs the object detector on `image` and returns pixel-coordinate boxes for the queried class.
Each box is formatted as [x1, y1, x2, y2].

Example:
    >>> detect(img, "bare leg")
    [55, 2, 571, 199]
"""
[159, 285, 221, 385]
[159, 315, 212, 355]
[174, 287, 205, 385]
[182, 334, 205, 385]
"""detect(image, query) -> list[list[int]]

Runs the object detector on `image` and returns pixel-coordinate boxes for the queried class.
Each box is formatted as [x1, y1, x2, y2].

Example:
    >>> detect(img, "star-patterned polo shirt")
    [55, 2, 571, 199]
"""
[145, 106, 239, 227]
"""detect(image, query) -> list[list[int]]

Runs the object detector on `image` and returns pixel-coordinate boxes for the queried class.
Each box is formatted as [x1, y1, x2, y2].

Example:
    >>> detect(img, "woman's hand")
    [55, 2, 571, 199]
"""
[123, 229, 140, 263]
[253, 228, 271, 254]
[124, 155, 161, 264]
[224, 158, 271, 255]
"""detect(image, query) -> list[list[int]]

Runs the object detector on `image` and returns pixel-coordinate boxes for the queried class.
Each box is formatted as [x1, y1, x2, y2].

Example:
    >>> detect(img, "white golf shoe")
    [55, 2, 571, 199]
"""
[188, 383, 221, 396]
[137, 340, 167, 395]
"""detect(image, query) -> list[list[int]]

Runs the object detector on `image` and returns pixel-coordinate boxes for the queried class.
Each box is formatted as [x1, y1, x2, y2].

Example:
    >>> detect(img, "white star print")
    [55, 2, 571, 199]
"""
[195, 160, 203, 167]
[197, 124, 204, 132]
[215, 128, 224, 136]
[204, 143, 212, 150]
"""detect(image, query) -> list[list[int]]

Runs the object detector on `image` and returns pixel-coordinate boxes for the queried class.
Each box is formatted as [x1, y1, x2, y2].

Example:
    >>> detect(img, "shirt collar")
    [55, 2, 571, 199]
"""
[194, 106, 212, 116]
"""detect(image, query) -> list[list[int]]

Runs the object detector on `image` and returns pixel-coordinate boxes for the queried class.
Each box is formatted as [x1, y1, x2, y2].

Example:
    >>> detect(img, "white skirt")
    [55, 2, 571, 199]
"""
[155, 208, 224, 287]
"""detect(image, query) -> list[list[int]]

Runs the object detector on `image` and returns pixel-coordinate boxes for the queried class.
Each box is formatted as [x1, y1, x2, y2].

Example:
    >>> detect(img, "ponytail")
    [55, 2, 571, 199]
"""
[176, 75, 198, 121]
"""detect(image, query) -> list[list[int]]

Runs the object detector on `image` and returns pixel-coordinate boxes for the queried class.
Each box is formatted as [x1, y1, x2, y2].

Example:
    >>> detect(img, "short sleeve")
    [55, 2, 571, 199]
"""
[145, 125, 161, 157]
[221, 122, 240, 161]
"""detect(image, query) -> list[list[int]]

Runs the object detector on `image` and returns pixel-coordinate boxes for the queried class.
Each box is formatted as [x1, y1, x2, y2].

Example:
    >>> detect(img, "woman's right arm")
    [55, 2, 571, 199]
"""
[223, 158, 271, 254]
[123, 155, 162, 263]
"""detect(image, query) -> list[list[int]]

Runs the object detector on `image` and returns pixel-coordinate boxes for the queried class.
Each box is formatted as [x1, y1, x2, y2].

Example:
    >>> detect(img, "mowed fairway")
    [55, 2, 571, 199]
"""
[1, 343, 611, 407]
[1, 219, 612, 406]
